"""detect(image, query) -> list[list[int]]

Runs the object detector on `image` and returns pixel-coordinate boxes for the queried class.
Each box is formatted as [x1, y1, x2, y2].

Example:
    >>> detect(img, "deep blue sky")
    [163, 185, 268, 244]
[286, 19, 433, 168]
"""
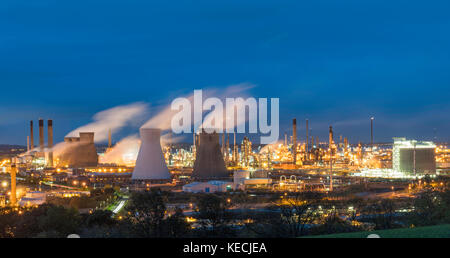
[1, 0, 449, 145]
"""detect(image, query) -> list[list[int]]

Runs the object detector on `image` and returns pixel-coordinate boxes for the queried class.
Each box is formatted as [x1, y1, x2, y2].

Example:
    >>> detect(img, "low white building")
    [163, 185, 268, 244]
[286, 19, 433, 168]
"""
[19, 191, 46, 207]
[233, 170, 272, 190]
[182, 180, 233, 193]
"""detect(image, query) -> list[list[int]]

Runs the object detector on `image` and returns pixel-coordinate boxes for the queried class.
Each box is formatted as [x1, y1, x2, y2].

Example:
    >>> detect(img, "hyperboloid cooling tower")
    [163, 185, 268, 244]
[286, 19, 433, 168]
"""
[193, 130, 228, 179]
[132, 128, 171, 180]
[59, 132, 98, 167]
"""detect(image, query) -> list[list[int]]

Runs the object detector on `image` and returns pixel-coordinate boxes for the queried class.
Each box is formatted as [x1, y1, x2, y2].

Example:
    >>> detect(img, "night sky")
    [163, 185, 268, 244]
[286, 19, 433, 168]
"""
[1, 0, 449, 145]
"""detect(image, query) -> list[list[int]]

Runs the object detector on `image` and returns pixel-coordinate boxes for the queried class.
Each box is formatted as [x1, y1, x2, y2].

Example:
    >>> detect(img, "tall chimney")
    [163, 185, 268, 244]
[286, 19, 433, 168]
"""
[108, 129, 112, 149]
[233, 132, 238, 164]
[47, 120, 54, 167]
[39, 119, 44, 152]
[293, 119, 297, 165]
[370, 117, 374, 150]
[222, 133, 225, 155]
[329, 126, 334, 192]
[30, 120, 34, 150]
[226, 133, 230, 163]
[305, 119, 309, 160]
[27, 136, 30, 152]
[329, 125, 333, 148]
[10, 164, 17, 206]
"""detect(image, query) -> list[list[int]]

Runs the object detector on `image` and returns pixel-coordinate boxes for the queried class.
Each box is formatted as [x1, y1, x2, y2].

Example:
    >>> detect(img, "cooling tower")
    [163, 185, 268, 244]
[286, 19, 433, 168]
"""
[132, 128, 171, 180]
[59, 132, 98, 167]
[193, 130, 228, 179]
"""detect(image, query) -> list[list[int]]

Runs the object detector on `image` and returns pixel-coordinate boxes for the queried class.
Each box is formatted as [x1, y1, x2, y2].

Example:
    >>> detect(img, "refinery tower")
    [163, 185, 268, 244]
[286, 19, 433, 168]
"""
[132, 128, 171, 180]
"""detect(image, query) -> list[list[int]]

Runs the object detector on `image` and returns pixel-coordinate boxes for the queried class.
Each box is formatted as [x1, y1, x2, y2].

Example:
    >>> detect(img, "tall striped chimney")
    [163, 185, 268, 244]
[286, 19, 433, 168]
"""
[39, 119, 44, 152]
[47, 120, 54, 167]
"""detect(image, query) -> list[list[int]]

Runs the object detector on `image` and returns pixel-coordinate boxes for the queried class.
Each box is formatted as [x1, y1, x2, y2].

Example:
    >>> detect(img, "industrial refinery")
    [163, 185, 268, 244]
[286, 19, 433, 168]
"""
[1, 0, 450, 242]
[1, 115, 449, 206]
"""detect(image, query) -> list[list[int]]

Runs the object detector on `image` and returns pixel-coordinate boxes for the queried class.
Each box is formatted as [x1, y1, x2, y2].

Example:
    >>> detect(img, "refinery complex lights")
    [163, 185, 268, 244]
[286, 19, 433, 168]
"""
[0, 117, 449, 207]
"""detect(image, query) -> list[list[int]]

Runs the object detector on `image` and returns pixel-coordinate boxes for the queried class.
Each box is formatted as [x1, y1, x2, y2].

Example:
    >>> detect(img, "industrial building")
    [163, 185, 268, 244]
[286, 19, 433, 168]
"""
[59, 132, 98, 168]
[393, 137, 436, 176]
[233, 170, 272, 190]
[182, 180, 233, 193]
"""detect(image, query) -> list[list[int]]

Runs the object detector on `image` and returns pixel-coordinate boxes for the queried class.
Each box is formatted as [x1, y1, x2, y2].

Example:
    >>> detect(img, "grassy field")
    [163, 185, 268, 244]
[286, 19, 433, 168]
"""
[305, 224, 450, 238]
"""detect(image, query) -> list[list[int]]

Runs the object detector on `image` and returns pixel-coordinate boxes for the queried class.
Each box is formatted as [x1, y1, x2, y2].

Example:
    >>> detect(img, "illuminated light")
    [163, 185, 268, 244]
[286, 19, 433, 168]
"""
[186, 217, 197, 223]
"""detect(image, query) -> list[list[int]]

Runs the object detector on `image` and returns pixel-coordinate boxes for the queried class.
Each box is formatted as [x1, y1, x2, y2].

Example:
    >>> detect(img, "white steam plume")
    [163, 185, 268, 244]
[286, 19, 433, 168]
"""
[141, 83, 254, 133]
[99, 135, 141, 166]
[67, 102, 148, 142]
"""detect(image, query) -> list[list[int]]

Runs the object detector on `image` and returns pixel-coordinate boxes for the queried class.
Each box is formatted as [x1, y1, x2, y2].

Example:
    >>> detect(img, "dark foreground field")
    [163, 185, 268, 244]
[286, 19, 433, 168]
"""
[304, 224, 450, 238]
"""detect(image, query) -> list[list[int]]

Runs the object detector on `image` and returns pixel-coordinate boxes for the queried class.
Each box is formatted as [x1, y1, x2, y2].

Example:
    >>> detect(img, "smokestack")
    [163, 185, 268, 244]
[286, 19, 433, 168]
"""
[39, 119, 44, 152]
[47, 120, 54, 167]
[10, 164, 17, 206]
[329, 126, 334, 192]
[329, 125, 333, 148]
[305, 119, 309, 160]
[30, 120, 34, 150]
[132, 128, 171, 180]
[222, 133, 225, 155]
[108, 129, 112, 149]
[293, 119, 297, 165]
[27, 136, 30, 152]
[226, 134, 230, 163]
[233, 132, 238, 164]
[370, 117, 374, 150]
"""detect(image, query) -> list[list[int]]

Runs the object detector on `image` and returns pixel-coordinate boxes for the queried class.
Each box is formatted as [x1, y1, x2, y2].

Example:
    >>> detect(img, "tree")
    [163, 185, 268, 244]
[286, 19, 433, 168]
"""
[247, 193, 320, 237]
[410, 190, 449, 226]
[125, 189, 167, 237]
[37, 205, 81, 237]
[0, 207, 21, 238]
[83, 210, 116, 227]
[195, 194, 233, 236]
[164, 207, 190, 237]
[277, 195, 320, 237]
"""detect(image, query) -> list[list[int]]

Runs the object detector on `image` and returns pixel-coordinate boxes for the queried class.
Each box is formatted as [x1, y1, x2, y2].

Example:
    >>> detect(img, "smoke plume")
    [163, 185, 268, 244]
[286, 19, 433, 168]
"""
[141, 83, 254, 133]
[66, 102, 148, 142]
[99, 135, 141, 166]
